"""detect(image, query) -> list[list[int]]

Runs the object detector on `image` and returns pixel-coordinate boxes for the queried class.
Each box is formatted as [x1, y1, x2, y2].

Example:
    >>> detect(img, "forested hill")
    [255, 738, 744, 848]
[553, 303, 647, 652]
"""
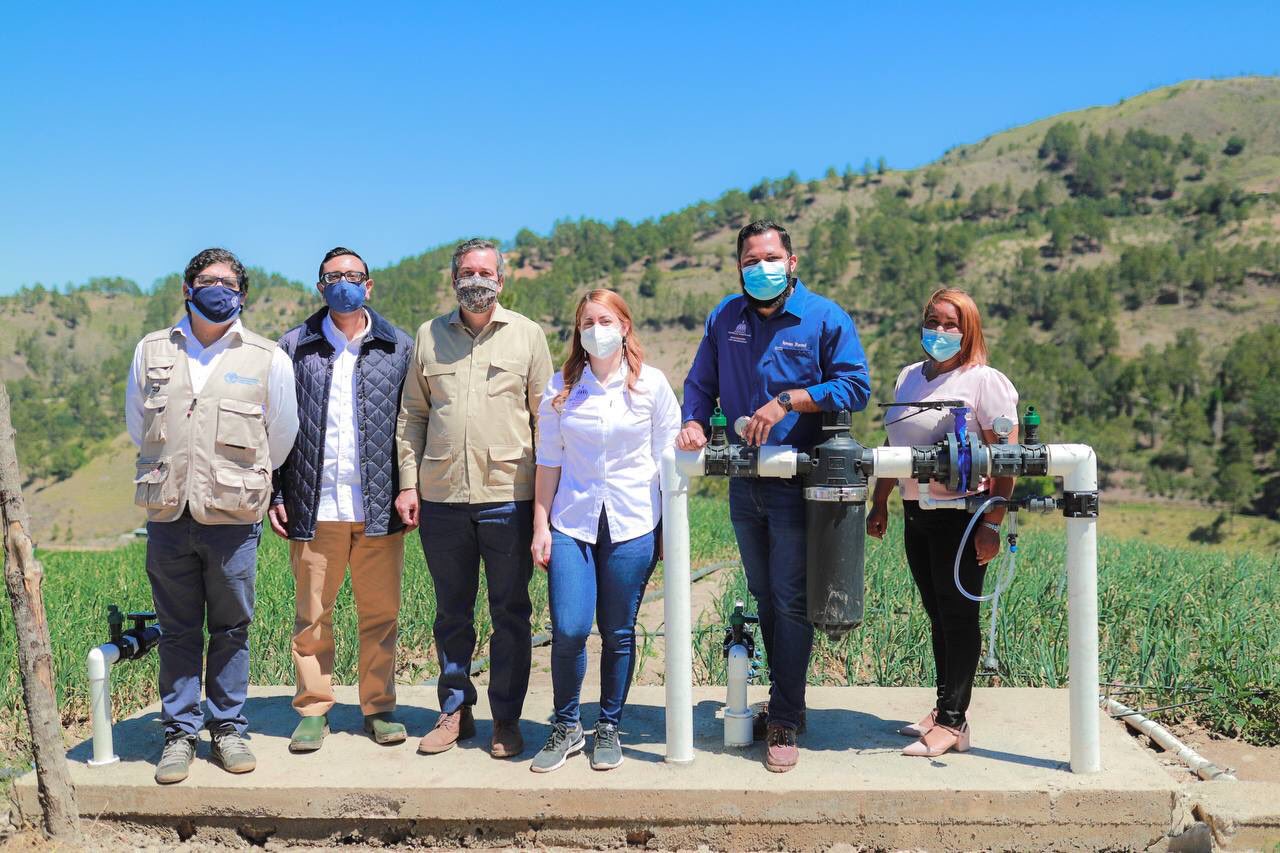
[3, 75, 1279, 544]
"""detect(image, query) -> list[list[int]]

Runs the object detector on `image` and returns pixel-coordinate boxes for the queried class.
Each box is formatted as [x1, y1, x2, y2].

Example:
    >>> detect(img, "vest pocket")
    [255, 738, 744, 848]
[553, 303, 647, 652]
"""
[216, 398, 265, 462]
[142, 395, 168, 444]
[209, 464, 272, 516]
[134, 459, 176, 510]
[145, 359, 176, 394]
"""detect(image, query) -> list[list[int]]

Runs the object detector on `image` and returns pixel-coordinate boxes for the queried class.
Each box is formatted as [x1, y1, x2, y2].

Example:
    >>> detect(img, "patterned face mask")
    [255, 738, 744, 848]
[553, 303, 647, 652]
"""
[455, 275, 499, 313]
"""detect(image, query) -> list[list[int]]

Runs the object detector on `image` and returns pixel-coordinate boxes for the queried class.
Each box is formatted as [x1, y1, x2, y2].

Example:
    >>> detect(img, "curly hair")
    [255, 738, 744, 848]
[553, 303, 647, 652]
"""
[183, 247, 249, 293]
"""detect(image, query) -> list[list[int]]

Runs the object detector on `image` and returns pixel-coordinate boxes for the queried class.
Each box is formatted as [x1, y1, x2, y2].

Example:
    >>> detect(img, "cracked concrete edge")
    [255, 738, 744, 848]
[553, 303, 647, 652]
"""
[1189, 781, 1280, 851]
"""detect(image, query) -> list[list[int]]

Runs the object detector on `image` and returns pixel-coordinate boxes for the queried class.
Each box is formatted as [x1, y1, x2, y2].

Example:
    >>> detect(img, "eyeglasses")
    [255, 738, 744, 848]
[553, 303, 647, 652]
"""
[320, 271, 369, 285]
[192, 275, 242, 291]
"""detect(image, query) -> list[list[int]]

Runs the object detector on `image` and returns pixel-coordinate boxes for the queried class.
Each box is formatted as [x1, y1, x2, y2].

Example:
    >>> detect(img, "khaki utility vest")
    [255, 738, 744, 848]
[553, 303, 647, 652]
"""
[133, 325, 275, 524]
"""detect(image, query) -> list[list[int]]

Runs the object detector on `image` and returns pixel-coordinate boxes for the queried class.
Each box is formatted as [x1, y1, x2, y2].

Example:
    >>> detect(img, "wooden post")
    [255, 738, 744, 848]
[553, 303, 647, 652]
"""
[0, 381, 81, 842]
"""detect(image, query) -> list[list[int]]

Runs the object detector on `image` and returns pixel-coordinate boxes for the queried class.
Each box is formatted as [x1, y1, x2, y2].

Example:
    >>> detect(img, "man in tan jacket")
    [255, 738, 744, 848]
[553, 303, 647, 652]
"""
[395, 238, 552, 759]
[126, 247, 299, 784]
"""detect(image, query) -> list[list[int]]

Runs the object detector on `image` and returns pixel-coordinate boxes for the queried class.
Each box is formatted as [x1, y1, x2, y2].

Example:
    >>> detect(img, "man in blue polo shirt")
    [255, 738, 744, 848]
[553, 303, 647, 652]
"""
[677, 219, 870, 773]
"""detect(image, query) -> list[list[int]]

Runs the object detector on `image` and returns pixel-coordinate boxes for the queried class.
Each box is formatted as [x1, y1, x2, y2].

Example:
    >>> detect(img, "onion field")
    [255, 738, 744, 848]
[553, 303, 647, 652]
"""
[1, 496, 1276, 782]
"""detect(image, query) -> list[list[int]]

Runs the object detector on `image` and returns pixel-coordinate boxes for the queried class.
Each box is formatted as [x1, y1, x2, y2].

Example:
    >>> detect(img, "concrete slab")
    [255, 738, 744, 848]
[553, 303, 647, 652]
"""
[17, 686, 1183, 850]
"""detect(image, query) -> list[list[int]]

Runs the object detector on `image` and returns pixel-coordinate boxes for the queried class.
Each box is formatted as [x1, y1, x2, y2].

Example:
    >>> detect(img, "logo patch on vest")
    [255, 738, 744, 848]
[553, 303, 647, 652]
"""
[224, 371, 261, 386]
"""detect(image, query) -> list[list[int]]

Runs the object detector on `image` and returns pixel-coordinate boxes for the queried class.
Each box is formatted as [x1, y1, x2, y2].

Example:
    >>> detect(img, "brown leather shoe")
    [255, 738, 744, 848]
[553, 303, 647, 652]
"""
[417, 706, 476, 754]
[752, 703, 807, 741]
[490, 719, 525, 759]
[764, 722, 799, 773]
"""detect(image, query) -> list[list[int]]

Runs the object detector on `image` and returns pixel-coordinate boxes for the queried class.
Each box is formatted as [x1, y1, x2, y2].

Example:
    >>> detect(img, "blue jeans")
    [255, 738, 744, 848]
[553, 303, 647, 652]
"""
[419, 500, 533, 721]
[729, 477, 811, 729]
[548, 512, 658, 727]
[145, 515, 260, 737]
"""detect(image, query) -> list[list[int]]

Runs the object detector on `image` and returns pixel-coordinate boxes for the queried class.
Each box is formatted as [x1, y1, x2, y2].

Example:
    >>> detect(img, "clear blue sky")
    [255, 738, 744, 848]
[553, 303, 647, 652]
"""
[3, 1, 1277, 294]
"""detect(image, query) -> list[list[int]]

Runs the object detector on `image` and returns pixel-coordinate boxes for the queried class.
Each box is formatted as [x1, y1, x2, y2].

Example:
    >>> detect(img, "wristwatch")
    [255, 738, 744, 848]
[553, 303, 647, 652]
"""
[981, 520, 1001, 533]
[777, 391, 793, 413]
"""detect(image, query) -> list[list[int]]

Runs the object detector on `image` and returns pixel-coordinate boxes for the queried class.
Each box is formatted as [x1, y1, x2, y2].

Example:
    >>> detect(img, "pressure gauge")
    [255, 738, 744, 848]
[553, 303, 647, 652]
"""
[992, 417, 1015, 443]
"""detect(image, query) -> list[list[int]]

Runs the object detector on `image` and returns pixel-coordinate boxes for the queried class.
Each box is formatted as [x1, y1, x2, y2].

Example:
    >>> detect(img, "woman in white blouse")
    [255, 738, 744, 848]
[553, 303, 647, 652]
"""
[529, 289, 680, 773]
[867, 287, 1019, 758]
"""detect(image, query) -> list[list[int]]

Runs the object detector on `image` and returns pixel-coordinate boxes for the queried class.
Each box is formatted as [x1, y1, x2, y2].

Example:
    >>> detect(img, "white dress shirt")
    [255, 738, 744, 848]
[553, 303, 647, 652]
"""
[315, 310, 369, 523]
[125, 315, 299, 469]
[536, 361, 681, 544]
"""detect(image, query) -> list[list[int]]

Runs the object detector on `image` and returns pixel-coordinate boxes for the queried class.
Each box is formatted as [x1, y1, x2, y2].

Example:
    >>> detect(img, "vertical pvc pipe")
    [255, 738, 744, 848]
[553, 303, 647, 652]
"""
[724, 645, 753, 747]
[660, 446, 695, 764]
[87, 644, 121, 766]
[1051, 444, 1101, 774]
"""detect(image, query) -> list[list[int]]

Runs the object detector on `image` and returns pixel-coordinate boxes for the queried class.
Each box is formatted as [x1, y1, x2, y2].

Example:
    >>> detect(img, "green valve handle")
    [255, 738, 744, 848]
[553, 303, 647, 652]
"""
[1022, 406, 1041, 444]
[710, 407, 727, 428]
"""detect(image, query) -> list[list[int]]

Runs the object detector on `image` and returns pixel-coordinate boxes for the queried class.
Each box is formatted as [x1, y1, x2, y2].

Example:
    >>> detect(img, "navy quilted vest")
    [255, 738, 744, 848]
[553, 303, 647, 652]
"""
[274, 307, 414, 540]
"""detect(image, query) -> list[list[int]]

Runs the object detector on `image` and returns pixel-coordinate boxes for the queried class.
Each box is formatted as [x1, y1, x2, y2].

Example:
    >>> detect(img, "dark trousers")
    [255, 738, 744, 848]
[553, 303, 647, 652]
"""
[902, 500, 988, 729]
[547, 511, 658, 727]
[728, 477, 812, 729]
[145, 515, 260, 737]
[419, 500, 533, 721]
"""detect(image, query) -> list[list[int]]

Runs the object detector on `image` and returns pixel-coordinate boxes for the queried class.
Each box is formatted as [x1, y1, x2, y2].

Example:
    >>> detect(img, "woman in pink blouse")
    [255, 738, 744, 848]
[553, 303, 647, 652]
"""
[867, 288, 1019, 758]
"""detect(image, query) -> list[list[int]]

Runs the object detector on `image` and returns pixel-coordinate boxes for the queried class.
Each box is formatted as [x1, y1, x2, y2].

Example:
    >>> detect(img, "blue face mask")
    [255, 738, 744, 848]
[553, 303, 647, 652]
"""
[921, 327, 963, 362]
[323, 280, 368, 314]
[741, 260, 790, 302]
[187, 285, 242, 325]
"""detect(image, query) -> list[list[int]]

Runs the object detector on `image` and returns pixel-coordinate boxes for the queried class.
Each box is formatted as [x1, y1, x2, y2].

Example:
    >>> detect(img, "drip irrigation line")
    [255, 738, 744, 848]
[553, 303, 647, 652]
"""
[1107, 697, 1214, 718]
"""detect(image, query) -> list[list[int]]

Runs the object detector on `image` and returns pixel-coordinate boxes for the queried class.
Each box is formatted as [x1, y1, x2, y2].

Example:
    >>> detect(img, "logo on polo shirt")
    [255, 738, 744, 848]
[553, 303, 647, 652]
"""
[224, 372, 261, 386]
[728, 320, 751, 344]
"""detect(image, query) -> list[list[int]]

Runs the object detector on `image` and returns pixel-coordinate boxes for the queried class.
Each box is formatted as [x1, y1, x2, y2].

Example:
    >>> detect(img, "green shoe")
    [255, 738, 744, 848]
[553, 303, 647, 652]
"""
[363, 711, 407, 745]
[289, 715, 328, 753]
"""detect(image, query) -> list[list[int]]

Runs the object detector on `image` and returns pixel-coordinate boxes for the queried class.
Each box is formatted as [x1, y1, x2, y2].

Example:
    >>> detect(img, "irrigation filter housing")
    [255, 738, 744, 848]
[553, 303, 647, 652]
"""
[664, 404, 1102, 771]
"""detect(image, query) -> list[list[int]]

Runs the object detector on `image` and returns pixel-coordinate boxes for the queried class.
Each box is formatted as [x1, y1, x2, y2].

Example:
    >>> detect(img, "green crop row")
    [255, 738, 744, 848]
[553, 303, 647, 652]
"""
[694, 514, 1280, 745]
[2, 496, 1277, 779]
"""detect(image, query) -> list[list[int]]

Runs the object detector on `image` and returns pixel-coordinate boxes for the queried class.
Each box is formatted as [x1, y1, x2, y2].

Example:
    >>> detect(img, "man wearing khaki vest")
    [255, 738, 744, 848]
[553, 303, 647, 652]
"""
[126, 247, 299, 784]
[395, 238, 553, 759]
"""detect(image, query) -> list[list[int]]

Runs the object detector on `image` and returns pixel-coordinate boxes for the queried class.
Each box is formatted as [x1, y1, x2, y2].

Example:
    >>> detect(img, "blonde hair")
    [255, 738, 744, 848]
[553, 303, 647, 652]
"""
[924, 287, 989, 366]
[552, 289, 646, 411]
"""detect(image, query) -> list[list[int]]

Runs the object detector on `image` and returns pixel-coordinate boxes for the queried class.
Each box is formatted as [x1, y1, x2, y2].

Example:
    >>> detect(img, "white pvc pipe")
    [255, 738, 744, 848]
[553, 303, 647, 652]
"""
[1048, 444, 1101, 774]
[1101, 697, 1236, 781]
[756, 446, 801, 478]
[724, 644, 752, 748]
[661, 446, 700, 764]
[87, 643, 122, 766]
[872, 446, 913, 478]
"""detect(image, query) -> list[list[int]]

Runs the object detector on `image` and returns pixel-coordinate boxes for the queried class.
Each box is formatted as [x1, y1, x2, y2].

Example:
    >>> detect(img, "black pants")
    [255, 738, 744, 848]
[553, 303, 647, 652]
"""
[902, 500, 988, 729]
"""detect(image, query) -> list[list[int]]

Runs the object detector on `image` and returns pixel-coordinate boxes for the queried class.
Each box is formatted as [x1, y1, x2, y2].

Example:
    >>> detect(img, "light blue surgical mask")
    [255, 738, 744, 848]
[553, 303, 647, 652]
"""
[921, 327, 963, 362]
[741, 260, 790, 302]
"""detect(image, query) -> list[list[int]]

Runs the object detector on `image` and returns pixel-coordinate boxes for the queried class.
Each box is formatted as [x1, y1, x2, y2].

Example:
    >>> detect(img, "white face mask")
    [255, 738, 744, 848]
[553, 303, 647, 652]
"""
[580, 323, 623, 359]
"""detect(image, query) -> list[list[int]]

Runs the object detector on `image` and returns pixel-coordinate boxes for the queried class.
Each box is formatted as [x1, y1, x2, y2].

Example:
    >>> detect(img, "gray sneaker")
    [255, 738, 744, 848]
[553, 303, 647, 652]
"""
[210, 726, 257, 774]
[530, 722, 584, 773]
[154, 734, 196, 784]
[590, 721, 623, 771]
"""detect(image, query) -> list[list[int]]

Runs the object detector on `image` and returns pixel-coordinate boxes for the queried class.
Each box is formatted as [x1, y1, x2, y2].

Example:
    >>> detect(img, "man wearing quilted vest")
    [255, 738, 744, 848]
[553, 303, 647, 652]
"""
[395, 238, 553, 759]
[270, 247, 415, 754]
[126, 247, 299, 784]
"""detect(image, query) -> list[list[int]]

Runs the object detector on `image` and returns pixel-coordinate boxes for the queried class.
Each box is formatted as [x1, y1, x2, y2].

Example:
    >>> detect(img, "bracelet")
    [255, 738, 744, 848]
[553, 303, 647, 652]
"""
[980, 521, 1001, 533]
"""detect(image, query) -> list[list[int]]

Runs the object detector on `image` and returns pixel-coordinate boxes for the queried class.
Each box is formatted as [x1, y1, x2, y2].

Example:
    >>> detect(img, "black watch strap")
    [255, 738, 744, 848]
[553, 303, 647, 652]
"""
[777, 392, 793, 412]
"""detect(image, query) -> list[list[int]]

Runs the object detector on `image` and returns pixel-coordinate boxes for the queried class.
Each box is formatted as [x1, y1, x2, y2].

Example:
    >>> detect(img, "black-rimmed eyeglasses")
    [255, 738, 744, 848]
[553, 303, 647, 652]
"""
[192, 275, 242, 291]
[320, 271, 369, 285]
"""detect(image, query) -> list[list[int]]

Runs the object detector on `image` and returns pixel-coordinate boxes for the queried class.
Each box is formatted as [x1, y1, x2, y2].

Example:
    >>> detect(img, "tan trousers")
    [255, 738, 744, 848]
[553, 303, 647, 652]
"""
[290, 521, 405, 716]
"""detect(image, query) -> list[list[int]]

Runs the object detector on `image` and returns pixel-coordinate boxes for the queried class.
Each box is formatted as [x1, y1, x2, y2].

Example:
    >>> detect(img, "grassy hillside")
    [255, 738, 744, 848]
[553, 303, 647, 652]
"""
[3, 76, 1280, 545]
